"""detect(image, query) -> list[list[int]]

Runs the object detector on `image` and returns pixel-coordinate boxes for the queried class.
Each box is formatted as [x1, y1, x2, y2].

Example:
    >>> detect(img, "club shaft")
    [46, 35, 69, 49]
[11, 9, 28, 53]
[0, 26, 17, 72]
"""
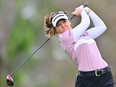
[10, 38, 50, 76]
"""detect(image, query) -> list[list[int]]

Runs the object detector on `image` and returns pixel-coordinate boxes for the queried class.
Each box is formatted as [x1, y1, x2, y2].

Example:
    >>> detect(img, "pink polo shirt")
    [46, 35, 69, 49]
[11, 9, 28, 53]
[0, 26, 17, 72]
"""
[58, 10, 108, 71]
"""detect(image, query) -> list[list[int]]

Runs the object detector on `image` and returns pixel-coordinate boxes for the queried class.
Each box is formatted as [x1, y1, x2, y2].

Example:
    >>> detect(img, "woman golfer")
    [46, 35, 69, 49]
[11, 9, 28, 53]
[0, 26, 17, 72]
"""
[43, 5, 114, 87]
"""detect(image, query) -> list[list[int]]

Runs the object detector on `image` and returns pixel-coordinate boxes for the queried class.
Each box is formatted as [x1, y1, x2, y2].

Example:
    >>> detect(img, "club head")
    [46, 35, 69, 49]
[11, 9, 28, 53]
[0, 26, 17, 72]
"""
[6, 75, 14, 86]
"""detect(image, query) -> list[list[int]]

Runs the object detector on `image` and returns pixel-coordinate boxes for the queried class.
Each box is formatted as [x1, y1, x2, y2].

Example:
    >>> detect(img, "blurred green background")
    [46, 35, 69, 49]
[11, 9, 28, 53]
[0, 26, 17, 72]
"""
[0, 0, 116, 87]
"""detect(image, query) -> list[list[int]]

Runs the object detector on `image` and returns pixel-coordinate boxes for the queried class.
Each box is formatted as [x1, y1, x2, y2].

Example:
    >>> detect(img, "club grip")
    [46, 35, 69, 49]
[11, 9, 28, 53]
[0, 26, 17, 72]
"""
[84, 2, 88, 8]
[70, 3, 88, 20]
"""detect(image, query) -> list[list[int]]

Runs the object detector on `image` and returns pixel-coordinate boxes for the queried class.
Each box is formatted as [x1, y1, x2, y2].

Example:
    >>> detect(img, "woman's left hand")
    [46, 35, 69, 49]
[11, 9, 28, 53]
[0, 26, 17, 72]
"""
[72, 5, 84, 17]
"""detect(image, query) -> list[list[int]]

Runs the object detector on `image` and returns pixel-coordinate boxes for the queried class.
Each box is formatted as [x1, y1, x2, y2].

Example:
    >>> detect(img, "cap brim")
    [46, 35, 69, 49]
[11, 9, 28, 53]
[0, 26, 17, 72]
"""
[52, 14, 68, 27]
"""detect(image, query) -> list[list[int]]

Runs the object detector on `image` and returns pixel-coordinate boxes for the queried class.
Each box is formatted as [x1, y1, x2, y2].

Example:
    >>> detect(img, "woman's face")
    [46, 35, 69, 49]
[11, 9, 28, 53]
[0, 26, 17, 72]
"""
[55, 19, 72, 34]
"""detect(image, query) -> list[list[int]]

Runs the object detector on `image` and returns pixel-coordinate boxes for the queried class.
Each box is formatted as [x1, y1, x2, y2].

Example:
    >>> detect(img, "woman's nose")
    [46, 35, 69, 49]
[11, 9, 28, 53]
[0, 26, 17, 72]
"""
[61, 23, 65, 28]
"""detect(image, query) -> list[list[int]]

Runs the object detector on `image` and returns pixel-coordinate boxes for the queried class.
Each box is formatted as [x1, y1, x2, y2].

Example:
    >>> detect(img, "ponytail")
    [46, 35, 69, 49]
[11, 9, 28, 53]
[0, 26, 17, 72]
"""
[43, 12, 57, 38]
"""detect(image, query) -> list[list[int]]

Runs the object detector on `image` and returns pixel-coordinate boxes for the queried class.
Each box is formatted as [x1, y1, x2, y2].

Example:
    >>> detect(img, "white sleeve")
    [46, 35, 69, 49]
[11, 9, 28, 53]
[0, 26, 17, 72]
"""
[86, 11, 107, 39]
[72, 10, 90, 42]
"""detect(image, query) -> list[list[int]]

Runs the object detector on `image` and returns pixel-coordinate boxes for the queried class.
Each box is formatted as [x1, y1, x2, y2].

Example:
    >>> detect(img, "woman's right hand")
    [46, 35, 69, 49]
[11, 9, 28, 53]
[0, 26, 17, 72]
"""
[72, 5, 84, 17]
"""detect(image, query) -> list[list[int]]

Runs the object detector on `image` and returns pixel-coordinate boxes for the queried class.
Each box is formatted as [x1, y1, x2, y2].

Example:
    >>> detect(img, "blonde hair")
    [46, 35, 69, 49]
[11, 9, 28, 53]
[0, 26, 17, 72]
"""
[43, 12, 57, 38]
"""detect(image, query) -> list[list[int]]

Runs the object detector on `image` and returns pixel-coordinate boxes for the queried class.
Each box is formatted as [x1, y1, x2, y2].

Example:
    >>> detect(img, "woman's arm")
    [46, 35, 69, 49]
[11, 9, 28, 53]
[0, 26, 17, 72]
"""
[72, 10, 90, 42]
[86, 9, 107, 39]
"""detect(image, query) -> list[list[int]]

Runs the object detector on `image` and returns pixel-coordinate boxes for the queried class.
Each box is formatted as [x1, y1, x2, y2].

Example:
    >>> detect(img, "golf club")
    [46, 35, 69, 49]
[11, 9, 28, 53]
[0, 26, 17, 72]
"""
[6, 3, 88, 86]
[6, 38, 50, 86]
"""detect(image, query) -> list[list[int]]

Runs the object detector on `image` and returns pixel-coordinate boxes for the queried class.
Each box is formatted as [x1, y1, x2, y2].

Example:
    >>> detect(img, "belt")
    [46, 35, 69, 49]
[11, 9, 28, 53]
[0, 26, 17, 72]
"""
[79, 66, 111, 76]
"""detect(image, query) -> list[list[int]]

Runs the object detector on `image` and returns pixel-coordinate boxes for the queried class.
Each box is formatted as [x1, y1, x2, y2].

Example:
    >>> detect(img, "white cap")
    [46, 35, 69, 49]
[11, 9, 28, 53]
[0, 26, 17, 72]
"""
[52, 13, 68, 27]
